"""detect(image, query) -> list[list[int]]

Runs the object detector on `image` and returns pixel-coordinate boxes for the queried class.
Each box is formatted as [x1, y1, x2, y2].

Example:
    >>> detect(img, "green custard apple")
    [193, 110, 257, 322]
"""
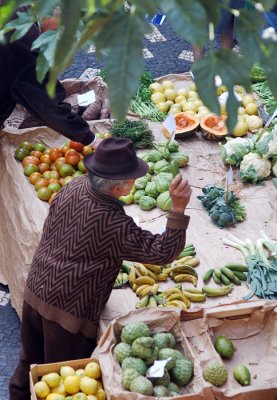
[114, 342, 132, 364]
[153, 385, 168, 397]
[121, 323, 150, 344]
[171, 358, 194, 385]
[203, 362, 228, 387]
[121, 357, 147, 376]
[121, 368, 141, 390]
[129, 376, 153, 395]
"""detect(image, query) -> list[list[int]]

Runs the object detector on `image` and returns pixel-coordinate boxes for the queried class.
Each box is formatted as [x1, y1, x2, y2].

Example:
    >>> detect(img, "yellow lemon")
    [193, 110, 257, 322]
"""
[84, 362, 101, 380]
[34, 381, 50, 398]
[46, 394, 66, 400]
[43, 373, 61, 388]
[51, 382, 66, 395]
[60, 366, 76, 378]
[75, 369, 86, 378]
[73, 393, 87, 400]
[80, 376, 98, 395]
[96, 388, 106, 400]
[64, 375, 80, 395]
[96, 381, 102, 390]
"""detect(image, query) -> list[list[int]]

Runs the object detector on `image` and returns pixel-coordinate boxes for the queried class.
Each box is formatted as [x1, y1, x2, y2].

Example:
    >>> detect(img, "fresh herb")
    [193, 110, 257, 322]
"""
[197, 185, 246, 228]
[252, 81, 277, 115]
[223, 232, 277, 300]
[250, 63, 266, 83]
[111, 119, 155, 149]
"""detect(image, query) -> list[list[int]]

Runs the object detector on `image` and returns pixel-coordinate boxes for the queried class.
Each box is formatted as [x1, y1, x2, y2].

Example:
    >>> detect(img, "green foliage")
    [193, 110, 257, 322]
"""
[1, 0, 277, 123]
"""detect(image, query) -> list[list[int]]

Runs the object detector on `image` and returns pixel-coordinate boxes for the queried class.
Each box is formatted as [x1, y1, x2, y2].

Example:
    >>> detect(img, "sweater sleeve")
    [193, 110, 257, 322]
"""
[120, 212, 190, 264]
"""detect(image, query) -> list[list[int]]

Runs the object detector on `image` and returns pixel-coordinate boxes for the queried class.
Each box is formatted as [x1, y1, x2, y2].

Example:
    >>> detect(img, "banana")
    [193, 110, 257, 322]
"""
[182, 291, 206, 302]
[202, 284, 233, 297]
[136, 284, 152, 297]
[171, 265, 198, 277]
[147, 296, 158, 307]
[136, 295, 149, 309]
[203, 268, 214, 283]
[167, 293, 191, 308]
[143, 263, 162, 274]
[134, 266, 143, 278]
[161, 267, 172, 275]
[122, 273, 129, 281]
[184, 288, 203, 294]
[151, 283, 160, 295]
[135, 276, 156, 286]
[140, 285, 155, 298]
[174, 256, 194, 264]
[128, 266, 136, 287]
[155, 273, 168, 281]
[132, 283, 137, 292]
[134, 263, 151, 276]
[166, 300, 187, 311]
[173, 274, 197, 285]
[163, 288, 182, 298]
[184, 258, 200, 267]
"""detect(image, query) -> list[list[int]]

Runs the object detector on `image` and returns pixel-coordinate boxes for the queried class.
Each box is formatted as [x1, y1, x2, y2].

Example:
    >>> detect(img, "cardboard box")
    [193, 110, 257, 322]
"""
[30, 357, 103, 400]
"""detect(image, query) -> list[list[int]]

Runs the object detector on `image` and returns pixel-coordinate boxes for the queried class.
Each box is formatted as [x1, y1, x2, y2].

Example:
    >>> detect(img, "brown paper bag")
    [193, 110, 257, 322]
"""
[97, 307, 216, 400]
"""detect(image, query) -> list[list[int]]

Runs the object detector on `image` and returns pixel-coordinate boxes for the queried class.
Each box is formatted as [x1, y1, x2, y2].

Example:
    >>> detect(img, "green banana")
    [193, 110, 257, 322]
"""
[203, 268, 214, 283]
[202, 284, 233, 297]
[135, 295, 150, 309]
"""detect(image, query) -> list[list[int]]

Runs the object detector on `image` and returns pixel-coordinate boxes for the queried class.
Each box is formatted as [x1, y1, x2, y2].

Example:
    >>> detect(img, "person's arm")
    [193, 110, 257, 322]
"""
[120, 175, 192, 264]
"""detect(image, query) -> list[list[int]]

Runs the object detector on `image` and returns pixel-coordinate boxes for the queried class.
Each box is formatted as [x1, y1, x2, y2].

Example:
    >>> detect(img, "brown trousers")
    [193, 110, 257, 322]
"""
[9, 302, 96, 400]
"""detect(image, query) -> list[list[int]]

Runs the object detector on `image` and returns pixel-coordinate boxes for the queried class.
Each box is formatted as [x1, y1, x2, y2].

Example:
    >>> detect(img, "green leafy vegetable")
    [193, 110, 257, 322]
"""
[111, 119, 155, 149]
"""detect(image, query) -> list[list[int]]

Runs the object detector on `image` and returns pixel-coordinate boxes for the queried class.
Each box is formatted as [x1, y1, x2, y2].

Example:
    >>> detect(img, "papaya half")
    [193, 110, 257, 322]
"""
[163, 112, 200, 139]
[200, 113, 228, 140]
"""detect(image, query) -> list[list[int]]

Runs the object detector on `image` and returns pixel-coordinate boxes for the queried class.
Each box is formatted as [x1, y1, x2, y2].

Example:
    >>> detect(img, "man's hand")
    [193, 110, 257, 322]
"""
[169, 174, 192, 214]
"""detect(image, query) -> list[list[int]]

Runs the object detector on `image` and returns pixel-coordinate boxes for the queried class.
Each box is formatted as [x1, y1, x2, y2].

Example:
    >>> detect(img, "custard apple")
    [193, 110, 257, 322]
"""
[171, 358, 194, 385]
[174, 349, 186, 360]
[129, 376, 153, 395]
[203, 362, 228, 387]
[121, 368, 141, 390]
[152, 369, 170, 387]
[114, 342, 132, 364]
[131, 337, 154, 360]
[168, 382, 180, 394]
[145, 346, 159, 366]
[121, 323, 150, 344]
[158, 348, 177, 370]
[152, 332, 176, 349]
[153, 385, 168, 397]
[121, 357, 147, 376]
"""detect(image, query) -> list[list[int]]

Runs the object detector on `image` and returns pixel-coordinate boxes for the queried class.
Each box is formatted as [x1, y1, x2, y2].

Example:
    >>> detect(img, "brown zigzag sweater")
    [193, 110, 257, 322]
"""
[24, 176, 190, 339]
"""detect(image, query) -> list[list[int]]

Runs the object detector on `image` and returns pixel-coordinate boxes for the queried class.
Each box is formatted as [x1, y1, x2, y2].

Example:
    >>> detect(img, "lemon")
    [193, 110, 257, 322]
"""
[189, 82, 197, 91]
[80, 376, 98, 395]
[96, 388, 106, 400]
[161, 80, 174, 89]
[232, 121, 248, 137]
[174, 95, 186, 104]
[46, 394, 66, 400]
[73, 393, 87, 400]
[245, 102, 258, 115]
[96, 381, 102, 390]
[52, 382, 66, 395]
[43, 373, 61, 388]
[151, 92, 166, 104]
[242, 94, 254, 107]
[177, 88, 188, 97]
[164, 88, 177, 101]
[34, 381, 51, 398]
[85, 362, 101, 380]
[148, 82, 163, 93]
[75, 369, 86, 378]
[64, 375, 81, 395]
[157, 102, 169, 113]
[60, 366, 76, 378]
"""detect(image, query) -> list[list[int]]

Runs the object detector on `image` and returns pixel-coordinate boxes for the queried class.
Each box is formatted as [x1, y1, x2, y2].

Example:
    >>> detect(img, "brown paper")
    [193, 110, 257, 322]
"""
[181, 302, 277, 399]
[97, 307, 213, 400]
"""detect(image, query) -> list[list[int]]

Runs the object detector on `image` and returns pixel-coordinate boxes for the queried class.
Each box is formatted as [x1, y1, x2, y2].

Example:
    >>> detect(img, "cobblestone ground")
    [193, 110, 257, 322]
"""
[0, 17, 227, 398]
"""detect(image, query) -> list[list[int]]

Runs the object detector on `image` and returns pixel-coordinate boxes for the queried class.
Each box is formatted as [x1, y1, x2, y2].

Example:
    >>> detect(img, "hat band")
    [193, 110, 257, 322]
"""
[92, 158, 138, 175]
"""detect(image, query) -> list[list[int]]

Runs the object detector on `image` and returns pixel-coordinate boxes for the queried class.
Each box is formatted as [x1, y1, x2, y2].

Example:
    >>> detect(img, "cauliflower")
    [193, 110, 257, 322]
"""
[219, 137, 254, 166]
[240, 152, 271, 183]
[272, 160, 277, 177]
[255, 130, 277, 158]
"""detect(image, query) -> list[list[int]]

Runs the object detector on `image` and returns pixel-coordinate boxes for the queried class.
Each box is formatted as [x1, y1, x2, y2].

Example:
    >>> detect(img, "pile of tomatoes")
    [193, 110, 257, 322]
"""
[14, 140, 94, 204]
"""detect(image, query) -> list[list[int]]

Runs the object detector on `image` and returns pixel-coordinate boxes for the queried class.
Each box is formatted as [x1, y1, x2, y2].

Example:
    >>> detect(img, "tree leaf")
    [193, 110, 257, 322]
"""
[0, 0, 16, 28]
[32, 0, 60, 18]
[159, 0, 208, 47]
[32, 30, 59, 82]
[36, 52, 50, 83]
[129, 0, 157, 15]
[4, 10, 34, 42]
[256, 0, 276, 11]
[198, 0, 221, 26]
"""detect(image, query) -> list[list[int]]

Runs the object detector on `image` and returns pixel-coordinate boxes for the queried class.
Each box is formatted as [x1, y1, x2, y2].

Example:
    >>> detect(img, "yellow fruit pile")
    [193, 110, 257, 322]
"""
[34, 361, 106, 400]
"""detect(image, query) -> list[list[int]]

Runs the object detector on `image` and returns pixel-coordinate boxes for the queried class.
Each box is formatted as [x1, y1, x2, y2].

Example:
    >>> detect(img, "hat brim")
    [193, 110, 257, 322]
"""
[84, 152, 149, 180]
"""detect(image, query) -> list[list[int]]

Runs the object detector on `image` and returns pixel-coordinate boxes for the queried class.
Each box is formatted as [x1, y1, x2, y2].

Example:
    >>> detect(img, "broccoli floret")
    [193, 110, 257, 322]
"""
[197, 186, 224, 210]
[209, 199, 236, 228]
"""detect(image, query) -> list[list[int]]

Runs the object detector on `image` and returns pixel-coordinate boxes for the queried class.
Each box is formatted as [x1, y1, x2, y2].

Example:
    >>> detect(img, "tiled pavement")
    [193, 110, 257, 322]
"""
[0, 17, 224, 398]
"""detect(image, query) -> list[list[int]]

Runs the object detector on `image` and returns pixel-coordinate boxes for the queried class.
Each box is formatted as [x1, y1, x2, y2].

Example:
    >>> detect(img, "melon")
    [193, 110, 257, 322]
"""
[200, 113, 228, 140]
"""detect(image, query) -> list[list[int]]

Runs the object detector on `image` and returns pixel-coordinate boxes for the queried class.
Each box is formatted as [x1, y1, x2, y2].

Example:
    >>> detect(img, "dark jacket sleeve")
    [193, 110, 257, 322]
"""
[119, 212, 190, 264]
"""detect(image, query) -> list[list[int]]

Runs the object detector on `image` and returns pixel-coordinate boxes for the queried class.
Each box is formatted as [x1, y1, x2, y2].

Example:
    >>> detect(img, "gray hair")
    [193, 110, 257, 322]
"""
[88, 173, 128, 195]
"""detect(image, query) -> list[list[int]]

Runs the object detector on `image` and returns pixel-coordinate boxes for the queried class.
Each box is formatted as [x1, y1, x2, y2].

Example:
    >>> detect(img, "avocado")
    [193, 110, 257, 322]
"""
[233, 365, 251, 386]
[214, 335, 235, 359]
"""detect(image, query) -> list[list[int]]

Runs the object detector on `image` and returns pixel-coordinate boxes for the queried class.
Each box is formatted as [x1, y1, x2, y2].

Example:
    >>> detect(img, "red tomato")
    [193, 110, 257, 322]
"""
[43, 171, 53, 180]
[35, 178, 49, 191]
[50, 171, 60, 180]
[22, 156, 40, 167]
[70, 140, 84, 152]
[40, 154, 51, 165]
[60, 146, 69, 156]
[38, 163, 50, 173]
[82, 145, 93, 156]
[55, 157, 66, 169]
[49, 148, 62, 162]
[65, 149, 81, 166]
[29, 172, 43, 185]
[48, 178, 60, 185]
[30, 150, 43, 159]
[50, 163, 58, 171]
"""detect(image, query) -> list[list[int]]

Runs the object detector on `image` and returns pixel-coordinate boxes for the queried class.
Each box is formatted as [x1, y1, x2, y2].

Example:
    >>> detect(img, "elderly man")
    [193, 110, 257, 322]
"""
[10, 137, 191, 400]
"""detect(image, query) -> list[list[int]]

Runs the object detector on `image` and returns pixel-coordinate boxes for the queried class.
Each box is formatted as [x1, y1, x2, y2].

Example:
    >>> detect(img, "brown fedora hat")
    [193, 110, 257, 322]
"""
[83, 137, 149, 179]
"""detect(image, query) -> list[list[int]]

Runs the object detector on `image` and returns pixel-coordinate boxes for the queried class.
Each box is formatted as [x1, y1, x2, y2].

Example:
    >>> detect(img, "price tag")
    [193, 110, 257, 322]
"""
[226, 166, 234, 184]
[163, 114, 176, 143]
[145, 14, 166, 25]
[77, 90, 96, 106]
[146, 359, 171, 378]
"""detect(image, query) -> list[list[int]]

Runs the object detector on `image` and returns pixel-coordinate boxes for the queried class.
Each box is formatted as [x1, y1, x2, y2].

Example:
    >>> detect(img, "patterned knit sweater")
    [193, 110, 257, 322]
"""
[24, 176, 190, 338]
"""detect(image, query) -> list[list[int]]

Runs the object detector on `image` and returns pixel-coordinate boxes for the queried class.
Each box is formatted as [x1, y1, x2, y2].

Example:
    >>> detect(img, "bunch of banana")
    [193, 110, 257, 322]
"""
[203, 263, 248, 286]
[159, 287, 191, 311]
[172, 255, 200, 268]
[182, 288, 206, 302]
[114, 272, 129, 288]
[170, 264, 198, 286]
[135, 294, 159, 309]
[176, 243, 196, 259]
[202, 284, 233, 297]
[128, 262, 169, 291]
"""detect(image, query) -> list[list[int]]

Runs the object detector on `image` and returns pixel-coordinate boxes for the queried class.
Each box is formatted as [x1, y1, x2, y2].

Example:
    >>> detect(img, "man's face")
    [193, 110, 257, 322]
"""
[112, 179, 135, 198]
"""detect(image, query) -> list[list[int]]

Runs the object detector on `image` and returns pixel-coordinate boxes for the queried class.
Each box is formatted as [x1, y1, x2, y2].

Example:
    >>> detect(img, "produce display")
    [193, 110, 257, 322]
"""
[223, 232, 277, 300]
[33, 360, 106, 399]
[252, 80, 277, 115]
[200, 114, 228, 140]
[120, 140, 189, 211]
[114, 322, 194, 396]
[197, 186, 246, 228]
[203, 263, 248, 287]
[111, 119, 155, 149]
[14, 140, 92, 203]
[162, 112, 200, 139]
